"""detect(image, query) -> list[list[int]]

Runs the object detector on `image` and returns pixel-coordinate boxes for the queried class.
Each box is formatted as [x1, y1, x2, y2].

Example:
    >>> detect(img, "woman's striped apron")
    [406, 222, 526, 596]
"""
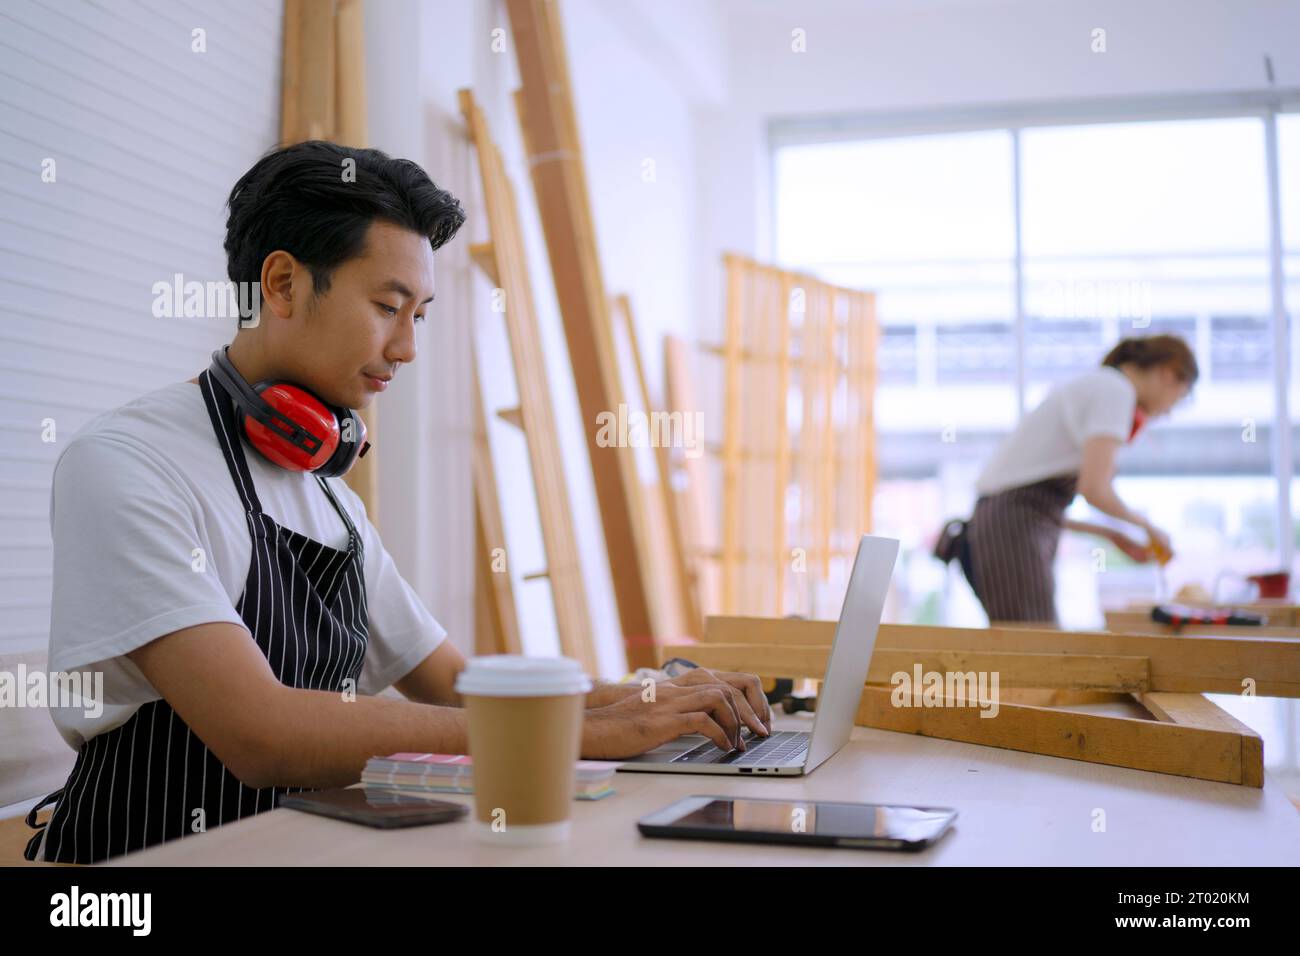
[963, 474, 1078, 626]
[25, 368, 369, 863]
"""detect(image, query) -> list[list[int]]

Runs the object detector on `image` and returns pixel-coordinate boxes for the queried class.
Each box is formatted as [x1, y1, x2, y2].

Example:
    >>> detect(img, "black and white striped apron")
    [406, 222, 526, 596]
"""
[25, 368, 369, 863]
[963, 474, 1078, 626]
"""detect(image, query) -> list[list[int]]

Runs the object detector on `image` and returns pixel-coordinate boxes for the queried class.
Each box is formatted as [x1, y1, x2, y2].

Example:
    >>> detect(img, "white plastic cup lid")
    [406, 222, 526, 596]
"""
[454, 655, 592, 698]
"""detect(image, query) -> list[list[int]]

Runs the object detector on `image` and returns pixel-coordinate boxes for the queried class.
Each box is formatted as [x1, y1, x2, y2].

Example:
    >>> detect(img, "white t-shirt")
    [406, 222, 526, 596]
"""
[46, 380, 446, 751]
[975, 366, 1137, 497]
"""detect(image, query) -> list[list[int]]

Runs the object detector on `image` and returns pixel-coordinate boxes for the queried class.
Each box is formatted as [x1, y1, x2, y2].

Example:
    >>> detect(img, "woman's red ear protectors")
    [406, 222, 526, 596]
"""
[1128, 406, 1148, 442]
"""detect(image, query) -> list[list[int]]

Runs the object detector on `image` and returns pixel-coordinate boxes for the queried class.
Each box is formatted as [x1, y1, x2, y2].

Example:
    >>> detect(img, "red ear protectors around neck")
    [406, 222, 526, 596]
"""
[1128, 406, 1148, 442]
[208, 348, 371, 478]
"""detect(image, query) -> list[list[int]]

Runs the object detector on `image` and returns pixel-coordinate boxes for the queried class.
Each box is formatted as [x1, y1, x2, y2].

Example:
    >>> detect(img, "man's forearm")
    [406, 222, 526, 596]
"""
[254, 687, 468, 790]
[586, 678, 637, 708]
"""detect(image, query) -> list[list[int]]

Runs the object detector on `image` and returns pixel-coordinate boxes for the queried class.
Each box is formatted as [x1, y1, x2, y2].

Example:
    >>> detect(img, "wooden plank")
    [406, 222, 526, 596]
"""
[471, 361, 522, 656]
[1137, 692, 1264, 787]
[613, 295, 701, 638]
[505, 1, 659, 667]
[722, 255, 743, 614]
[460, 88, 597, 673]
[704, 615, 833, 645]
[698, 342, 873, 374]
[664, 335, 716, 617]
[705, 615, 1300, 697]
[798, 276, 819, 587]
[601, 294, 663, 644]
[773, 273, 792, 613]
[855, 293, 878, 538]
[474, 514, 519, 655]
[279, 0, 335, 145]
[334, 0, 367, 144]
[663, 642, 1151, 691]
[819, 286, 835, 577]
[855, 685, 1260, 786]
[280, 0, 379, 523]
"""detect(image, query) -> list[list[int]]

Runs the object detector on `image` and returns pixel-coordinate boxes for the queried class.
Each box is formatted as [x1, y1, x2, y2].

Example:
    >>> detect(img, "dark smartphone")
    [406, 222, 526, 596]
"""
[278, 788, 470, 829]
[638, 795, 956, 851]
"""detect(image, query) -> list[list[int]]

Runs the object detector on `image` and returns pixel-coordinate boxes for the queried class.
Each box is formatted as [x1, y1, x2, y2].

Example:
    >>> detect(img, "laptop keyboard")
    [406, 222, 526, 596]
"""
[672, 730, 809, 766]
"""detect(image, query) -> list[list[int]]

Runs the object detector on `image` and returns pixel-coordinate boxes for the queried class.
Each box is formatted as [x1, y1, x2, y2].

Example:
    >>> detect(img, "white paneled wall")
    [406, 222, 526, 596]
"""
[0, 0, 284, 654]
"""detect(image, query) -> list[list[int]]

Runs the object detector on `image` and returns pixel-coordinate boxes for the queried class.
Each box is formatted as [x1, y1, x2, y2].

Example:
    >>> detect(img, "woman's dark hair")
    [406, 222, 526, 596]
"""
[1102, 333, 1199, 385]
[224, 140, 465, 297]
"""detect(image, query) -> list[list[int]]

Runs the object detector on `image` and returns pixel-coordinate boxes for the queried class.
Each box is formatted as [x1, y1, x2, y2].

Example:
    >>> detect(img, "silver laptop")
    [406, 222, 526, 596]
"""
[617, 534, 899, 776]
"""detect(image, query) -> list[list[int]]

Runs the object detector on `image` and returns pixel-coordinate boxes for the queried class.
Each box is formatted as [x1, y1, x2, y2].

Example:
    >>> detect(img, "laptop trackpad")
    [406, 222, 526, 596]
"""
[629, 734, 708, 763]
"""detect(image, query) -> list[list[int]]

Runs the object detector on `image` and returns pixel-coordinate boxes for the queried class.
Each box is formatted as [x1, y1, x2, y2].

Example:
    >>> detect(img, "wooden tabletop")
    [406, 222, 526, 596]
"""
[104, 713, 1300, 866]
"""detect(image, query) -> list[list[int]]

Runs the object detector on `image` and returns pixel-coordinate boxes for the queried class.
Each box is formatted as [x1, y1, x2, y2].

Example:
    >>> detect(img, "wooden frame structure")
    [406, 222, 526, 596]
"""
[705, 254, 878, 619]
[507, 0, 659, 668]
[662, 616, 1300, 786]
[460, 89, 597, 673]
[280, 0, 379, 519]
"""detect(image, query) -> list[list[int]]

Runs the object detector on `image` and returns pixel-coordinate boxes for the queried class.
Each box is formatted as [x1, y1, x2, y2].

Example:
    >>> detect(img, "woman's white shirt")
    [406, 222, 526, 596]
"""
[975, 365, 1137, 497]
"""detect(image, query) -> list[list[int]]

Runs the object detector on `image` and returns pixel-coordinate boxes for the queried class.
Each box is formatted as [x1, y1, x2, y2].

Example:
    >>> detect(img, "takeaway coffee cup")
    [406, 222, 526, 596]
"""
[454, 655, 591, 845]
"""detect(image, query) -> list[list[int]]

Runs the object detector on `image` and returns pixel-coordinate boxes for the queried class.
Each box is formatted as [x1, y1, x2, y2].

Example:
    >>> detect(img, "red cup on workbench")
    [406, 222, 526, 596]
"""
[1247, 571, 1291, 600]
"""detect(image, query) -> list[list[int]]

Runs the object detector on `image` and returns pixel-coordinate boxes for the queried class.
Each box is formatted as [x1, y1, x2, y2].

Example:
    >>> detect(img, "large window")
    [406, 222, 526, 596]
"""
[775, 110, 1298, 628]
[775, 130, 1018, 625]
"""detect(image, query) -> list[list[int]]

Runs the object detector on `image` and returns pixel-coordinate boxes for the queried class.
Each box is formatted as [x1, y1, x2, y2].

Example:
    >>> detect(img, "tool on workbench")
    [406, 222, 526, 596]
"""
[1150, 604, 1267, 629]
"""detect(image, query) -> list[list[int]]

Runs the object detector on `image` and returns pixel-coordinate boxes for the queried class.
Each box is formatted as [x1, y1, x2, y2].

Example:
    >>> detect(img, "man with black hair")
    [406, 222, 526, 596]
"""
[27, 142, 770, 863]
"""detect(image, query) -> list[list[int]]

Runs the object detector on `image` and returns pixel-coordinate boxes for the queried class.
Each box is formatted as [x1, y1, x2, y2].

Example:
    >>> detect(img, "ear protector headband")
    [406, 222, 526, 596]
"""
[208, 347, 371, 478]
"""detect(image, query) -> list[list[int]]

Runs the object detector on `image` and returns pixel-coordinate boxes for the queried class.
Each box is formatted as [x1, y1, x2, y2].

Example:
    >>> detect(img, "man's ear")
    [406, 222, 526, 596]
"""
[259, 250, 299, 320]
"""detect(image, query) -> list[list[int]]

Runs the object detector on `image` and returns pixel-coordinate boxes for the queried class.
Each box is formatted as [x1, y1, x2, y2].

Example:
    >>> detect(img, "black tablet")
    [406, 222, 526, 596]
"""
[278, 788, 470, 829]
[638, 795, 956, 851]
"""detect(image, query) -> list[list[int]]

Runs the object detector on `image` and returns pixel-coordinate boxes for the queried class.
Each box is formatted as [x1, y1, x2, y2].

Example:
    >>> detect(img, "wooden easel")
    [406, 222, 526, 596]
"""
[460, 89, 596, 674]
[662, 616, 1300, 786]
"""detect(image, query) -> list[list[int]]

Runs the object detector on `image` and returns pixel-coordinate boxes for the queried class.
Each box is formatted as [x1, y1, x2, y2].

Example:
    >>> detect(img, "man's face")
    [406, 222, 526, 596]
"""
[272, 219, 436, 410]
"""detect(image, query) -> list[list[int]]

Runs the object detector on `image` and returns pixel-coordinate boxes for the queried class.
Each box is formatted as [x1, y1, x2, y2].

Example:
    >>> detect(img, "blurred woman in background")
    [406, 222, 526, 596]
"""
[936, 334, 1198, 625]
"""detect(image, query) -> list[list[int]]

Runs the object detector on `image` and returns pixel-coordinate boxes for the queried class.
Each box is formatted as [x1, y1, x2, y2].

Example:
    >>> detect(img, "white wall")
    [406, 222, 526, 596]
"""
[0, 0, 283, 655]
